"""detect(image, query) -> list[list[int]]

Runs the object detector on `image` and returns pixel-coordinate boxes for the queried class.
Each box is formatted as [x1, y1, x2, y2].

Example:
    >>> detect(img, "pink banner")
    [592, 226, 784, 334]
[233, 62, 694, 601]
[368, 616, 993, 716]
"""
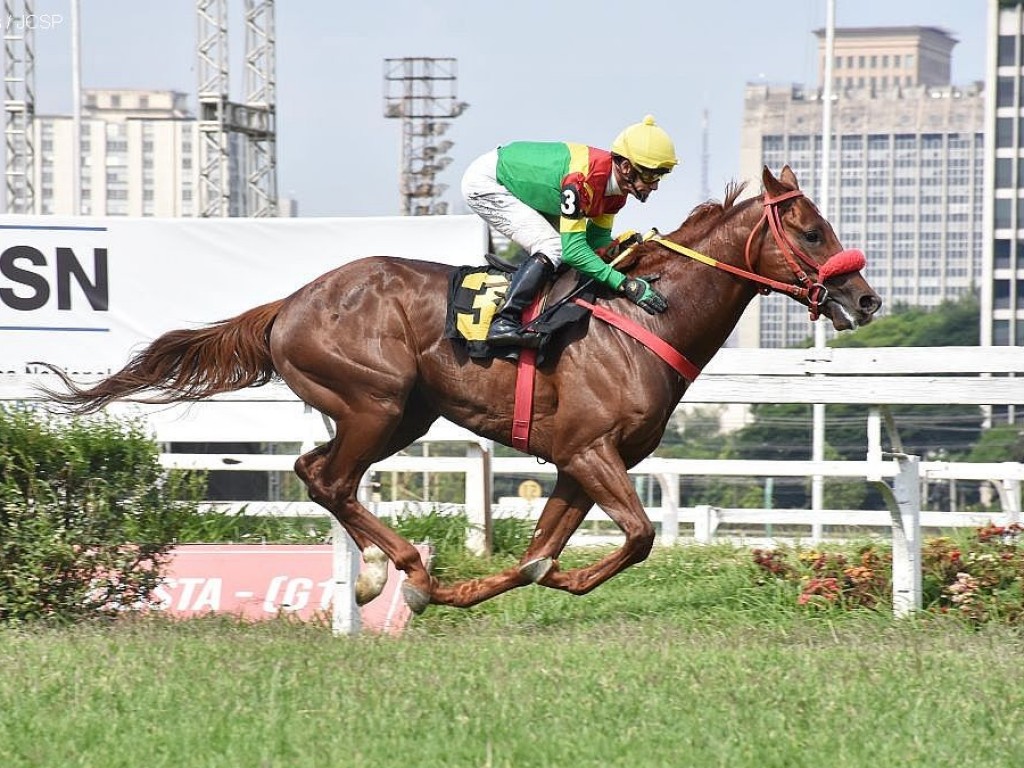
[149, 544, 430, 634]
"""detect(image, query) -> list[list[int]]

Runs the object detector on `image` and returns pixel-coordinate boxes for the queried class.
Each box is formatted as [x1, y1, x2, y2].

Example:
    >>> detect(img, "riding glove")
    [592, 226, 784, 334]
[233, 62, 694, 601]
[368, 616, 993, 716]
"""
[596, 230, 642, 262]
[620, 275, 668, 314]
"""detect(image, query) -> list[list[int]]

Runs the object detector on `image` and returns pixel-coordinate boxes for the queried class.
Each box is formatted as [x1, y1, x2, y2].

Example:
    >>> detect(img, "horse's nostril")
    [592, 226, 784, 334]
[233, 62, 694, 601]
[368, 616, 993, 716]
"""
[860, 294, 882, 314]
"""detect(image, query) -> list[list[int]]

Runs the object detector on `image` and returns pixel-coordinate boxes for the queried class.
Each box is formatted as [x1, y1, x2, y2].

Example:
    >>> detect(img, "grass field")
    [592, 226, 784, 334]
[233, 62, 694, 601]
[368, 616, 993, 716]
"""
[1, 545, 1022, 768]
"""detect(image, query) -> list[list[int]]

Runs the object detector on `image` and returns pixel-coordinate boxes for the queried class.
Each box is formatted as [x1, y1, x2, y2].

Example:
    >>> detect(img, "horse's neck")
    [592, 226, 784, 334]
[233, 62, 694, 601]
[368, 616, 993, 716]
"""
[663, 204, 764, 366]
[685, 198, 762, 271]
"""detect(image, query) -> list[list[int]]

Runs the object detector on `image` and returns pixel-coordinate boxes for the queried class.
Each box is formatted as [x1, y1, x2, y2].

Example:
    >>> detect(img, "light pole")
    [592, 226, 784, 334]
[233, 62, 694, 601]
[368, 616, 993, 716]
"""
[383, 57, 468, 215]
[811, 0, 837, 538]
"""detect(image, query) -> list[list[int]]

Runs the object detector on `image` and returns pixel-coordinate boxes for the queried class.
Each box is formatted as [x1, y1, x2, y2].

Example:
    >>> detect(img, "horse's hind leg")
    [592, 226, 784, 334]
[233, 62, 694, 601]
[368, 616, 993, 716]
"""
[295, 443, 370, 550]
[293, 417, 436, 612]
[294, 442, 389, 605]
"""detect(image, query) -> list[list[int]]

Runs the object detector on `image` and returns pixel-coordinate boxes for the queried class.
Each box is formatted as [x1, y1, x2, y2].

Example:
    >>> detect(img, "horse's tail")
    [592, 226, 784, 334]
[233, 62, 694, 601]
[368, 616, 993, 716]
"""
[35, 299, 286, 415]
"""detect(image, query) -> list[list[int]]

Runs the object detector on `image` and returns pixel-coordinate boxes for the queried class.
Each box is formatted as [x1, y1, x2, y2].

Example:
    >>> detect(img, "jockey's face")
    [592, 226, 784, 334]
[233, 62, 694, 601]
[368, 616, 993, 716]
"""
[614, 158, 668, 203]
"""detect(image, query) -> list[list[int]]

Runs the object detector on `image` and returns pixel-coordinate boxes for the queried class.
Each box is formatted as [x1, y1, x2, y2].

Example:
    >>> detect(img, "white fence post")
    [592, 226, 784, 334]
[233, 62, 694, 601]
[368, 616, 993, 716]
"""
[657, 472, 680, 545]
[693, 504, 717, 544]
[874, 454, 922, 618]
[330, 472, 375, 635]
[867, 407, 882, 464]
[331, 519, 361, 636]
[999, 476, 1022, 525]
[464, 441, 492, 556]
[317, 412, 362, 636]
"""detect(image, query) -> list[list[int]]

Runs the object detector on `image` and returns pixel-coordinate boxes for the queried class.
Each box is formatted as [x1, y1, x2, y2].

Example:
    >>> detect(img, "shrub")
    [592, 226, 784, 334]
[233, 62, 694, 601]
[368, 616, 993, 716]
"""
[753, 544, 890, 610]
[0, 404, 205, 623]
[936, 524, 1024, 624]
[752, 523, 1024, 624]
[174, 508, 331, 543]
[492, 516, 533, 557]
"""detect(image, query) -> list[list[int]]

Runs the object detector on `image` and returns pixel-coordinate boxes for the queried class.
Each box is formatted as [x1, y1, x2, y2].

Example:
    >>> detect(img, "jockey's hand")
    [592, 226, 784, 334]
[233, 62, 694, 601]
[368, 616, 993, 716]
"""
[620, 275, 668, 314]
[596, 231, 642, 262]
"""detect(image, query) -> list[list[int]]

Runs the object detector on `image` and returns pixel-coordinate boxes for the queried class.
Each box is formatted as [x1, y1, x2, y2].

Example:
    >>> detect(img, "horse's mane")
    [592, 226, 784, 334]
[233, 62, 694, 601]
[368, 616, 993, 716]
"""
[674, 181, 750, 243]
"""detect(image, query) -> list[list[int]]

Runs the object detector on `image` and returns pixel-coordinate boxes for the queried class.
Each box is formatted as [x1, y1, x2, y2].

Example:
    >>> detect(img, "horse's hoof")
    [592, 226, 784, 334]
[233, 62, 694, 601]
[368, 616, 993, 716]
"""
[519, 556, 554, 584]
[401, 582, 431, 615]
[354, 546, 389, 606]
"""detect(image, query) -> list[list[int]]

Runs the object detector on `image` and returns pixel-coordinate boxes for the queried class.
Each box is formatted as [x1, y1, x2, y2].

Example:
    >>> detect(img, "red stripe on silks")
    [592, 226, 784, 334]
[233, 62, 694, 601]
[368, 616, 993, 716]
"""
[511, 296, 544, 452]
[573, 298, 702, 383]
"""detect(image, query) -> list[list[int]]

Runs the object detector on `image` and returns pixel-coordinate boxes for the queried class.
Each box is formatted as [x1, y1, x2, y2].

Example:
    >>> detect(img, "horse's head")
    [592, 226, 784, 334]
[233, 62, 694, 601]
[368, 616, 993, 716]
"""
[753, 165, 882, 331]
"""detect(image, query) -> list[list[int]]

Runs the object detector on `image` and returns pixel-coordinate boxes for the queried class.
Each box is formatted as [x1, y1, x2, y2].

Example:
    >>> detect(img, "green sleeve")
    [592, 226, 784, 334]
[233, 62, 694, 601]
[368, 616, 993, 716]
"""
[586, 220, 613, 251]
[560, 230, 626, 290]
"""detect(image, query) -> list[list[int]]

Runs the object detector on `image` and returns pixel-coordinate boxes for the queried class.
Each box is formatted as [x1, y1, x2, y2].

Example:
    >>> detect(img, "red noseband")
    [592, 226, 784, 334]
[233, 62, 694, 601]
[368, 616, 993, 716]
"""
[818, 249, 866, 283]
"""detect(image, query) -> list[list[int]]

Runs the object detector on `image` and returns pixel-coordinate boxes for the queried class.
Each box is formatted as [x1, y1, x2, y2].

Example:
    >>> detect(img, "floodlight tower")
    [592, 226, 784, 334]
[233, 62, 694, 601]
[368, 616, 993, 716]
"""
[383, 57, 468, 216]
[3, 0, 36, 213]
[196, 0, 277, 217]
[242, 0, 277, 217]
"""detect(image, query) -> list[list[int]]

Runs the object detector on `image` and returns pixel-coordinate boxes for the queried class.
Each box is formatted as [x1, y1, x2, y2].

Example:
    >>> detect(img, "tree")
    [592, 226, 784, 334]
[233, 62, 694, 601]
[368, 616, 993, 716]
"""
[967, 424, 1024, 463]
[824, 292, 980, 348]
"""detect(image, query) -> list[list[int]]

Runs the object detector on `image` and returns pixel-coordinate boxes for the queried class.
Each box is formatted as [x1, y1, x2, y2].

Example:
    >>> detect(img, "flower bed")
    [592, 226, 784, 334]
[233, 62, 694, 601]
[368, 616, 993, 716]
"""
[752, 523, 1024, 624]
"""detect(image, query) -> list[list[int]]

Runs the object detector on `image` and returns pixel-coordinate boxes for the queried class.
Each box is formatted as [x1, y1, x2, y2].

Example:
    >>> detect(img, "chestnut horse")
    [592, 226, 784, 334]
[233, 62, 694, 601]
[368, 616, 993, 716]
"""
[38, 166, 881, 613]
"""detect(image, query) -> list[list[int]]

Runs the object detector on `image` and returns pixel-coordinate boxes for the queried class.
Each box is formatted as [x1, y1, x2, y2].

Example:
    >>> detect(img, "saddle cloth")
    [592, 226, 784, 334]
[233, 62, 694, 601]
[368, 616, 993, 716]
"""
[444, 264, 594, 362]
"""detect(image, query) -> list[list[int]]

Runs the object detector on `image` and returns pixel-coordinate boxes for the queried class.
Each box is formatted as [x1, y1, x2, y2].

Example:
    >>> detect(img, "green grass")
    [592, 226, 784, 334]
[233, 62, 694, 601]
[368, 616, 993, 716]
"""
[1, 545, 1022, 768]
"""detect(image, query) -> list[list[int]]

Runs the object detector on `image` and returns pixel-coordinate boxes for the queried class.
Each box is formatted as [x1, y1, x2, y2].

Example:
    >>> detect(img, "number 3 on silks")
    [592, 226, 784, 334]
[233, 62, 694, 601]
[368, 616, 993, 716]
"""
[560, 184, 582, 218]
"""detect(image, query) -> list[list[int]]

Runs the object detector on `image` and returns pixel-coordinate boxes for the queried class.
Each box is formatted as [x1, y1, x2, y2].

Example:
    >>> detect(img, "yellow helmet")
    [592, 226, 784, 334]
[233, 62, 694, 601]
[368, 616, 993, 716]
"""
[610, 114, 678, 171]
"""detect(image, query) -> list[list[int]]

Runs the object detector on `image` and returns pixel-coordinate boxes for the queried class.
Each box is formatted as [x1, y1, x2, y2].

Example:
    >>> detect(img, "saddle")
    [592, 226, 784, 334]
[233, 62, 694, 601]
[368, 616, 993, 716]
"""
[444, 257, 595, 363]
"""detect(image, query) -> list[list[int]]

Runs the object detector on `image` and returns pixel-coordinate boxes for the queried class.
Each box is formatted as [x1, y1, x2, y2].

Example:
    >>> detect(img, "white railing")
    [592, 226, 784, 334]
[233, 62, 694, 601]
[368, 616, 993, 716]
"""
[3, 345, 1023, 618]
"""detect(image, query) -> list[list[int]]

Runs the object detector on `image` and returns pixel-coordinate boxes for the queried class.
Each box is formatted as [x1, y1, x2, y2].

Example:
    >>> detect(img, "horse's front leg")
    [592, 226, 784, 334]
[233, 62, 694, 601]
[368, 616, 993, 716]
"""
[426, 472, 593, 608]
[515, 471, 594, 584]
[537, 441, 655, 595]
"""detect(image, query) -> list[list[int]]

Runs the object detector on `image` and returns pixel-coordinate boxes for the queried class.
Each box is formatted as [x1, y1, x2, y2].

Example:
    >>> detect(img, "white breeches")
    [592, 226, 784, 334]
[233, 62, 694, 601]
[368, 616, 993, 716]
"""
[461, 149, 564, 266]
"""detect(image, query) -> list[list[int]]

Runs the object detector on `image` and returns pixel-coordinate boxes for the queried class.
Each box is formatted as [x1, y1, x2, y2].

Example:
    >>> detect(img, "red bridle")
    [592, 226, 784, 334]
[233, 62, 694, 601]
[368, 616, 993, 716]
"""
[743, 189, 866, 320]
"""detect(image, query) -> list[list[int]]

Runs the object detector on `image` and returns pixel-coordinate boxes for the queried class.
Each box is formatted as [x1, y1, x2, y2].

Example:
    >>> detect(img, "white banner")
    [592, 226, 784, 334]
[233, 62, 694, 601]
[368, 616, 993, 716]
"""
[0, 214, 488, 380]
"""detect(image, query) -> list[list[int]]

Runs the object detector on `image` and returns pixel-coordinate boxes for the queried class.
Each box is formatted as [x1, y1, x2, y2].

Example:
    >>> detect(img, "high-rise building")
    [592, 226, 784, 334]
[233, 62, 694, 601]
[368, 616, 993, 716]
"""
[737, 27, 985, 348]
[985, 1, 1024, 351]
[34, 89, 204, 217]
[815, 26, 957, 90]
[985, 0, 1024, 423]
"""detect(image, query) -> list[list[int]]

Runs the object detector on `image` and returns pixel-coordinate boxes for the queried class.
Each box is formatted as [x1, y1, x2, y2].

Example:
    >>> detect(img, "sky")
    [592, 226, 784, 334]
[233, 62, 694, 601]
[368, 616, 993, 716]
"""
[28, 0, 988, 235]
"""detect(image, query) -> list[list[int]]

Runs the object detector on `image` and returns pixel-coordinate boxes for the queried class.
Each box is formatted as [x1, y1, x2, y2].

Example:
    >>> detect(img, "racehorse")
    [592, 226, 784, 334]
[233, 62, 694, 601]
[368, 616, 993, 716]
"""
[37, 166, 881, 613]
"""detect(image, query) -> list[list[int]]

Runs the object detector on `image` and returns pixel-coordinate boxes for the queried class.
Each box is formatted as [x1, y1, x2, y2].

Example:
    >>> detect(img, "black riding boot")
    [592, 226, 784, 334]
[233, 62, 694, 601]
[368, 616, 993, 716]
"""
[487, 253, 555, 347]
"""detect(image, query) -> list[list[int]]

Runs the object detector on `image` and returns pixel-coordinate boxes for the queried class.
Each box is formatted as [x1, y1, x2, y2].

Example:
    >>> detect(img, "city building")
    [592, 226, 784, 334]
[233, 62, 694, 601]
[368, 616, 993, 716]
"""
[815, 26, 957, 90]
[34, 89, 203, 217]
[736, 27, 985, 348]
[986, 1, 1024, 351]
[986, 0, 1024, 423]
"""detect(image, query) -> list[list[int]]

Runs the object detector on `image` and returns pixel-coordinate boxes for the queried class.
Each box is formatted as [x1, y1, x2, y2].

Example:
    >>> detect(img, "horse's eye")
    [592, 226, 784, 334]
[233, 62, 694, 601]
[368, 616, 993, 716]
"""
[803, 230, 822, 244]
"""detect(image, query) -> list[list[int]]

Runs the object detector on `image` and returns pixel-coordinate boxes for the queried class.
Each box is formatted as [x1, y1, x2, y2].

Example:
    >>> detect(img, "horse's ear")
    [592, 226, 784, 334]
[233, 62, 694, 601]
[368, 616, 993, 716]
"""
[762, 165, 801, 198]
[762, 165, 788, 197]
[779, 164, 800, 190]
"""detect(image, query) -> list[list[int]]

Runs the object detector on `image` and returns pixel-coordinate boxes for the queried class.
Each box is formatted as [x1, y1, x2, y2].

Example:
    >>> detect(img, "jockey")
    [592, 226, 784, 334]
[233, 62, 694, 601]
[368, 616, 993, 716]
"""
[461, 114, 678, 347]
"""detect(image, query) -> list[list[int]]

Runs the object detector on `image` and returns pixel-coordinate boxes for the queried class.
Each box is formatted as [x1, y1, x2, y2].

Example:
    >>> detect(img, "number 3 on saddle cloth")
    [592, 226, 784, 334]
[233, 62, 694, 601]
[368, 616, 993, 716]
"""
[444, 262, 594, 364]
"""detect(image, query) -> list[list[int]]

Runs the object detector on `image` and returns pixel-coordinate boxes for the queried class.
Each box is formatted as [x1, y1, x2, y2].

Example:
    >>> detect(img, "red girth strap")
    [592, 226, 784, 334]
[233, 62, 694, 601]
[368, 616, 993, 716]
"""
[511, 295, 544, 452]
